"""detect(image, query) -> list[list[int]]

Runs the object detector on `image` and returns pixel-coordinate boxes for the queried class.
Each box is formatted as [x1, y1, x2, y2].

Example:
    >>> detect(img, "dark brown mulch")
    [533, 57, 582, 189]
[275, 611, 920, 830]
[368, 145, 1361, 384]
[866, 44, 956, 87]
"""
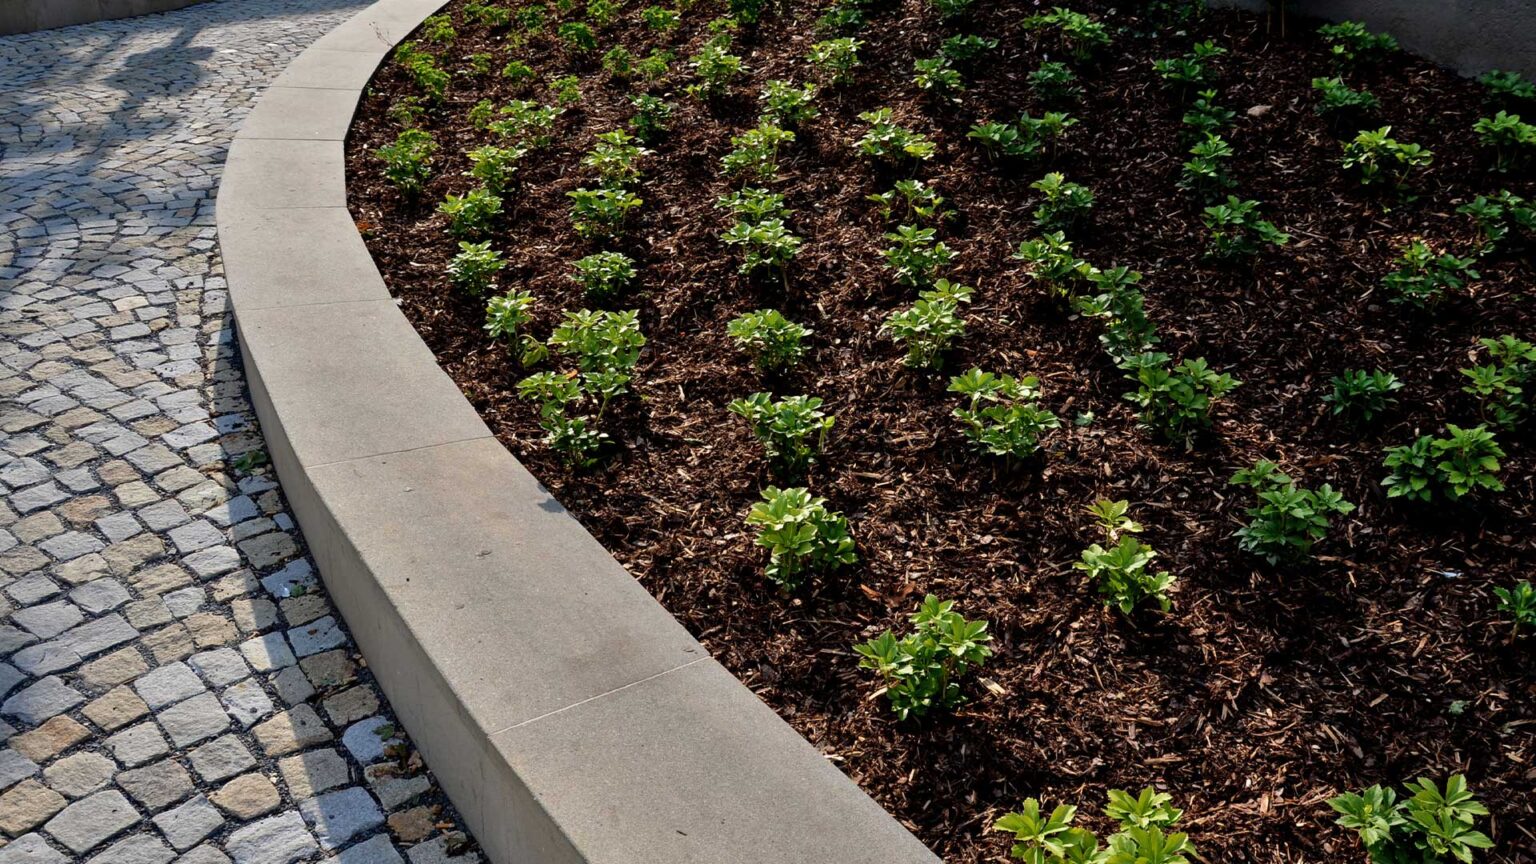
[344, 1, 1536, 860]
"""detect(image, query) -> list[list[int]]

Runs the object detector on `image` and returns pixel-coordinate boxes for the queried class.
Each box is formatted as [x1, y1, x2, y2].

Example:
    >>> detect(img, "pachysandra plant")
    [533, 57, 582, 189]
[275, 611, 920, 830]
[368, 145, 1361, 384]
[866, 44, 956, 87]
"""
[993, 788, 1196, 864]
[377, 128, 436, 197]
[1152, 39, 1225, 91]
[1030, 172, 1094, 230]
[1324, 369, 1402, 423]
[1230, 460, 1355, 564]
[759, 79, 819, 128]
[727, 309, 811, 371]
[1480, 69, 1535, 103]
[722, 218, 803, 275]
[517, 309, 644, 469]
[882, 225, 954, 287]
[745, 486, 856, 591]
[516, 371, 607, 466]
[1317, 20, 1399, 66]
[1460, 334, 1534, 429]
[581, 129, 649, 185]
[447, 241, 505, 297]
[1075, 266, 1160, 364]
[1341, 126, 1433, 189]
[1120, 352, 1240, 443]
[807, 37, 862, 84]
[1383, 424, 1505, 502]
[1075, 499, 1176, 615]
[882, 280, 973, 370]
[728, 393, 834, 475]
[569, 251, 636, 300]
[1495, 581, 1536, 637]
[465, 144, 524, 194]
[856, 108, 937, 162]
[640, 4, 679, 31]
[484, 288, 545, 366]
[488, 100, 562, 148]
[940, 34, 998, 64]
[1021, 6, 1112, 63]
[1179, 132, 1234, 197]
[1029, 61, 1081, 103]
[1472, 110, 1536, 172]
[1457, 191, 1535, 254]
[627, 94, 675, 144]
[1329, 776, 1491, 864]
[548, 308, 645, 374]
[1182, 89, 1235, 137]
[947, 367, 1059, 461]
[721, 122, 795, 180]
[438, 187, 502, 239]
[556, 20, 597, 54]
[1201, 196, 1290, 258]
[1382, 240, 1478, 309]
[686, 39, 744, 100]
[968, 112, 1076, 160]
[1312, 76, 1379, 121]
[1015, 231, 1090, 299]
[855, 594, 992, 720]
[567, 186, 643, 239]
[867, 180, 949, 224]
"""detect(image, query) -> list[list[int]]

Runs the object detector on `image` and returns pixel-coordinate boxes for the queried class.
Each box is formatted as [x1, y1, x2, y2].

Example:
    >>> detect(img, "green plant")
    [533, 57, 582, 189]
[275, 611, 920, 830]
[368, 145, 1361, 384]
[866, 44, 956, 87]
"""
[1381, 434, 1437, 502]
[1461, 334, 1535, 428]
[882, 225, 955, 287]
[1457, 191, 1535, 253]
[855, 595, 992, 720]
[601, 45, 633, 78]
[567, 186, 643, 239]
[994, 790, 1197, 863]
[1341, 126, 1433, 188]
[641, 5, 680, 30]
[1022, 7, 1111, 63]
[1029, 61, 1081, 103]
[488, 100, 561, 147]
[717, 186, 790, 224]
[686, 40, 744, 100]
[728, 393, 834, 474]
[549, 74, 582, 107]
[485, 288, 544, 366]
[1480, 69, 1535, 104]
[515, 4, 545, 32]
[387, 96, 425, 128]
[807, 37, 862, 84]
[422, 13, 455, 43]
[516, 372, 608, 466]
[745, 487, 856, 591]
[1231, 460, 1354, 564]
[1181, 89, 1235, 136]
[467, 99, 496, 130]
[464, 52, 494, 76]
[399, 46, 450, 101]
[1495, 581, 1536, 637]
[628, 94, 675, 144]
[548, 308, 645, 374]
[1201, 196, 1290, 258]
[570, 251, 636, 300]
[867, 180, 949, 224]
[948, 367, 1058, 460]
[582, 129, 648, 185]
[1179, 133, 1234, 196]
[856, 108, 936, 162]
[1075, 266, 1158, 363]
[1121, 352, 1240, 443]
[636, 49, 674, 80]
[586, 0, 618, 25]
[1312, 76, 1379, 118]
[1015, 231, 1090, 299]
[463, 0, 510, 27]
[1382, 240, 1478, 308]
[447, 241, 505, 296]
[883, 280, 972, 369]
[814, 0, 864, 33]
[1318, 20, 1398, 65]
[502, 60, 535, 86]
[1473, 110, 1536, 172]
[929, 0, 972, 19]
[913, 56, 964, 99]
[465, 144, 524, 195]
[727, 309, 811, 371]
[940, 34, 997, 64]
[722, 218, 803, 274]
[377, 128, 436, 196]
[1030, 172, 1094, 230]
[1074, 500, 1176, 615]
[1397, 424, 1505, 500]
[759, 79, 819, 128]
[557, 20, 597, 53]
[1152, 40, 1225, 90]
[438, 187, 503, 238]
[1329, 776, 1490, 864]
[729, 0, 767, 24]
[1324, 369, 1402, 422]
[968, 112, 1076, 160]
[721, 122, 795, 180]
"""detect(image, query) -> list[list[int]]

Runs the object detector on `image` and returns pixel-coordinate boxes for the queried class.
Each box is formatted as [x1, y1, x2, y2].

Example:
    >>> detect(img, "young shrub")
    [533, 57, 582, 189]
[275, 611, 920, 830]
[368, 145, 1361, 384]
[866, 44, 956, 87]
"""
[807, 37, 862, 84]
[1329, 776, 1490, 864]
[716, 186, 790, 224]
[1014, 231, 1089, 299]
[867, 180, 949, 224]
[854, 595, 992, 720]
[1384, 424, 1505, 500]
[447, 241, 505, 297]
[728, 393, 834, 474]
[468, 99, 497, 130]
[601, 45, 634, 79]
[1028, 61, 1081, 103]
[582, 129, 648, 185]
[516, 372, 608, 466]
[501, 59, 536, 87]
[569, 251, 636, 300]
[856, 109, 936, 162]
[465, 144, 524, 196]
[1496, 581, 1536, 637]
[1380, 434, 1437, 502]
[640, 5, 680, 31]
[814, 0, 865, 34]
[720, 122, 795, 180]
[1202, 196, 1290, 258]
[939, 34, 997, 64]
[721, 219, 803, 275]
[686, 40, 744, 100]
[515, 4, 546, 32]
[729, 0, 768, 24]
[586, 0, 618, 25]
[1461, 334, 1535, 429]
[882, 225, 955, 287]
[759, 79, 819, 128]
[1030, 172, 1094, 230]
[1230, 460, 1354, 564]
[727, 309, 811, 371]
[548, 308, 645, 376]
[485, 288, 544, 366]
[1120, 352, 1240, 443]
[566, 186, 643, 240]
[1382, 240, 1478, 308]
[1341, 126, 1433, 188]
[1457, 191, 1535, 253]
[1021, 7, 1111, 62]
[1179, 133, 1234, 197]
[1318, 20, 1398, 65]
[422, 13, 455, 43]
[464, 52, 494, 77]
[488, 100, 562, 148]
[913, 56, 964, 100]
[1472, 110, 1536, 172]
[745, 487, 856, 591]
[1075, 499, 1176, 615]
[994, 789, 1197, 864]
[948, 368, 1059, 460]
[628, 94, 675, 144]
[1324, 369, 1402, 423]
[882, 280, 972, 369]
[387, 96, 425, 129]
[1076, 266, 1159, 363]
[968, 112, 1076, 160]
[399, 46, 450, 101]
[549, 74, 582, 107]
[556, 20, 597, 54]
[1152, 39, 1225, 91]
[438, 187, 502, 239]
[636, 49, 674, 81]
[1181, 89, 1235, 136]
[1312, 76, 1379, 119]
[376, 128, 436, 197]
[1480, 69, 1536, 104]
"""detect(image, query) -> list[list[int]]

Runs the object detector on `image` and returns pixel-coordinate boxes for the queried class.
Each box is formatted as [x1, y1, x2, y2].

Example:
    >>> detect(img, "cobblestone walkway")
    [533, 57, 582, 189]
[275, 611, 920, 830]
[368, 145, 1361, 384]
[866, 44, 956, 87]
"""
[0, 2, 482, 862]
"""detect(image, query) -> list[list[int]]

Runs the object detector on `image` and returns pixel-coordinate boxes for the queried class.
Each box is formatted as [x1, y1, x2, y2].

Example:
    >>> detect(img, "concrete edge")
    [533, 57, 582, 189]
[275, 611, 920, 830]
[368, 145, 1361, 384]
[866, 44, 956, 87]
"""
[0, 0, 208, 35]
[215, 1, 942, 862]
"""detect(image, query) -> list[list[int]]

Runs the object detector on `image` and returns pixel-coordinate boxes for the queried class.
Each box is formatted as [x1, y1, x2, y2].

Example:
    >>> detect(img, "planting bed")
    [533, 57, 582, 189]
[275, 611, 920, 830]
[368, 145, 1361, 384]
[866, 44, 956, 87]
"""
[344, 1, 1536, 860]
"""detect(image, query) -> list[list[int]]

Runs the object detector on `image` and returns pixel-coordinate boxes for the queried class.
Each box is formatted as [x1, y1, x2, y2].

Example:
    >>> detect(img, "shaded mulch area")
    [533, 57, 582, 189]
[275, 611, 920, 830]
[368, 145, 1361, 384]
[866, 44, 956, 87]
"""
[345, 1, 1536, 860]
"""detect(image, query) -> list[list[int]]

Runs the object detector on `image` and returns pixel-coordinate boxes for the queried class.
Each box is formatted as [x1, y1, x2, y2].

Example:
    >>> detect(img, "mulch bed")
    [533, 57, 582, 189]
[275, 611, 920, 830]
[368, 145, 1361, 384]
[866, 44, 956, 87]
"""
[343, 1, 1536, 860]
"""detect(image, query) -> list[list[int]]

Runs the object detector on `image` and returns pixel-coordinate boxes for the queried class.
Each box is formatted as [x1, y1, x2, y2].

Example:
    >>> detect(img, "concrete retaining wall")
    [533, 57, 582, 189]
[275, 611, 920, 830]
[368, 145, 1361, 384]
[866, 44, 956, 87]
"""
[0, 0, 210, 35]
[1214, 0, 1536, 78]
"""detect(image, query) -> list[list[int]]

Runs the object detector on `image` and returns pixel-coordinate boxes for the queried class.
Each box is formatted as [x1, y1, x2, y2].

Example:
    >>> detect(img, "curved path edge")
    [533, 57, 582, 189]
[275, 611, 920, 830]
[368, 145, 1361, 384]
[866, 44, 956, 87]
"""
[214, 2, 940, 862]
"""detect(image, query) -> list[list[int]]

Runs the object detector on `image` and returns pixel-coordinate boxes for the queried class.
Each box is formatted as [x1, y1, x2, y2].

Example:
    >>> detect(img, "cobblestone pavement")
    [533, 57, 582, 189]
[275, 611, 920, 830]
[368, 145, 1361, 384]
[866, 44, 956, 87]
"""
[0, 2, 483, 862]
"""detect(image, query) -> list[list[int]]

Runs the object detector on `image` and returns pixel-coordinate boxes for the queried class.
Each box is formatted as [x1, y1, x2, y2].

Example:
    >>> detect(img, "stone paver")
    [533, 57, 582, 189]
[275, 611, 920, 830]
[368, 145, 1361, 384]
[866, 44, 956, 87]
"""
[0, 1, 477, 860]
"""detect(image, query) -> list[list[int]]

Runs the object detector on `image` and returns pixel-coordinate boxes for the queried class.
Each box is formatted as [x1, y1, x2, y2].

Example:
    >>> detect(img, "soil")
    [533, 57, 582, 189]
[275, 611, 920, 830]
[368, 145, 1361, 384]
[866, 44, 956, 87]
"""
[343, 1, 1536, 860]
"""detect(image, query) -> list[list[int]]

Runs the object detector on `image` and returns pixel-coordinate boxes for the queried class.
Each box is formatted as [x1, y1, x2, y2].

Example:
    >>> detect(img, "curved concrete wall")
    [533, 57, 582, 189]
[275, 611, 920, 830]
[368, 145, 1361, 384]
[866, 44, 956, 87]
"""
[0, 0, 210, 35]
[215, 1, 942, 862]
[1215, 0, 1536, 78]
